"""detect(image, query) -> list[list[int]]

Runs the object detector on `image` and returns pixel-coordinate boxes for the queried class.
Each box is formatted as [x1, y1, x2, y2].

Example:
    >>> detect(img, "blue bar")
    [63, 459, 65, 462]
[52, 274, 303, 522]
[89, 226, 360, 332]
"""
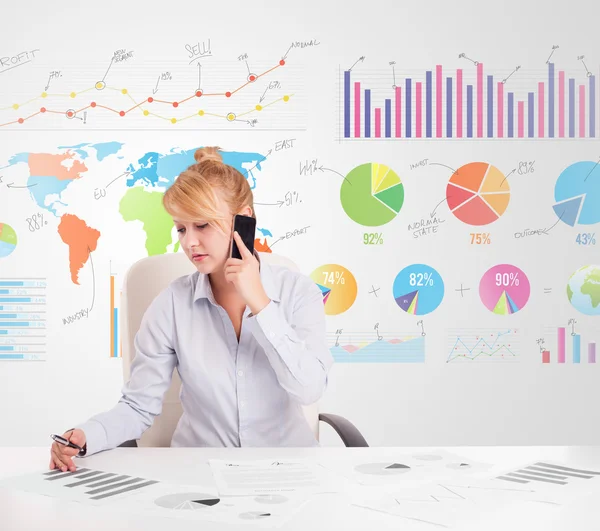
[0, 346, 14, 351]
[508, 92, 514, 137]
[573, 334, 581, 363]
[528, 92, 534, 137]
[385, 98, 391, 138]
[0, 282, 24, 287]
[425, 71, 432, 137]
[0, 298, 31, 303]
[114, 308, 119, 358]
[0, 330, 7, 334]
[590, 75, 595, 137]
[344, 70, 351, 138]
[0, 314, 17, 318]
[365, 89, 371, 138]
[0, 322, 30, 327]
[487, 75, 493, 137]
[0, 290, 9, 295]
[548, 63, 555, 137]
[0, 354, 24, 360]
[405, 78, 412, 138]
[569, 78, 575, 137]
[446, 77, 453, 137]
[467, 85, 473, 138]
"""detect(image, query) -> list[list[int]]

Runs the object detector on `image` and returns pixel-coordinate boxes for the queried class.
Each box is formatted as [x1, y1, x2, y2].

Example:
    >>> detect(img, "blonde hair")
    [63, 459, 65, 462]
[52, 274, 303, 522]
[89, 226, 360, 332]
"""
[163, 146, 255, 234]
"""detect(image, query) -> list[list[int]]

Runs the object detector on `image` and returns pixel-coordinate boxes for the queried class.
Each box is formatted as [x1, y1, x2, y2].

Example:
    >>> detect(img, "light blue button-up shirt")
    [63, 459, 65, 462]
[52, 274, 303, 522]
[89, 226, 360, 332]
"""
[75, 255, 334, 455]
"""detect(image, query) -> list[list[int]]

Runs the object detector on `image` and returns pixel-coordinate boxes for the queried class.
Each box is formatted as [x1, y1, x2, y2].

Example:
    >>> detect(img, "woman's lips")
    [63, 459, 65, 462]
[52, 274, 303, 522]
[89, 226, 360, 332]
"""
[192, 254, 208, 262]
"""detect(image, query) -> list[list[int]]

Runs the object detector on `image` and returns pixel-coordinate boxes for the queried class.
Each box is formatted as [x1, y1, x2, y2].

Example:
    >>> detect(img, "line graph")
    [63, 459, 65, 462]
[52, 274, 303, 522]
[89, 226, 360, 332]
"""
[446, 328, 520, 363]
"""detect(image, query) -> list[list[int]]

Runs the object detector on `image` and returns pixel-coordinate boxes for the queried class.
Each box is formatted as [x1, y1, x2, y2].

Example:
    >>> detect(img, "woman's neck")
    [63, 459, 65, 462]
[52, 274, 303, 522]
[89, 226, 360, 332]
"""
[209, 268, 243, 306]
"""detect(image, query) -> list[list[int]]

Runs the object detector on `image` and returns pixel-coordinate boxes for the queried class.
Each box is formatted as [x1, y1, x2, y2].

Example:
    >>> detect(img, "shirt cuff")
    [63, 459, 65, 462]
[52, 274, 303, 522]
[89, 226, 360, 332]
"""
[74, 419, 108, 457]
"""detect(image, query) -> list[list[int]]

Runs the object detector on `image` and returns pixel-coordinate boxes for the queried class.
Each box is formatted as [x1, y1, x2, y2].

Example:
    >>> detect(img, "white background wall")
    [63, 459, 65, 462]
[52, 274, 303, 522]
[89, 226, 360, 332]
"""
[0, 0, 599, 448]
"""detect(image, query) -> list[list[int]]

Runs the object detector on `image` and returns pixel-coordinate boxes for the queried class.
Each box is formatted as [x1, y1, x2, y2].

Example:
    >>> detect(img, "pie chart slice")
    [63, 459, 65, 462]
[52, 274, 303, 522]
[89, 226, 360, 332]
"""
[393, 264, 445, 315]
[554, 161, 600, 226]
[446, 162, 510, 226]
[553, 197, 583, 227]
[341, 163, 404, 226]
[0, 223, 17, 258]
[355, 462, 412, 476]
[154, 493, 221, 510]
[310, 264, 357, 316]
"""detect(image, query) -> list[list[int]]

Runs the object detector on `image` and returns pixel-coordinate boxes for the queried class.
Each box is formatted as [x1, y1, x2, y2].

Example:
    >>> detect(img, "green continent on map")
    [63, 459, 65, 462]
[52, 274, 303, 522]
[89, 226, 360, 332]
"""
[119, 187, 178, 255]
[567, 283, 573, 302]
[581, 269, 600, 308]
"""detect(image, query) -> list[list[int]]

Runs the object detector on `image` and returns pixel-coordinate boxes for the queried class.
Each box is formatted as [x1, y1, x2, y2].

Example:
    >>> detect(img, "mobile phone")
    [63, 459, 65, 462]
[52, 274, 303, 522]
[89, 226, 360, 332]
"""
[230, 214, 256, 259]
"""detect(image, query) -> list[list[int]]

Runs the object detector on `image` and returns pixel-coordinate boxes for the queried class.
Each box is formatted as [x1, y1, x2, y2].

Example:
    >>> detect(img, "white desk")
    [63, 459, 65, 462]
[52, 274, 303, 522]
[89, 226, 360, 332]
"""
[1, 446, 599, 530]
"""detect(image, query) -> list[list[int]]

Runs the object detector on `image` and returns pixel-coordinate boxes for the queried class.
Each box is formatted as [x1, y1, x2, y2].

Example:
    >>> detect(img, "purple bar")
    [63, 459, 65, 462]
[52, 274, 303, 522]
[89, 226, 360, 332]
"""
[558, 327, 566, 363]
[344, 70, 350, 138]
[364, 89, 371, 138]
[425, 70, 432, 137]
[528, 92, 534, 137]
[406, 78, 412, 138]
[589, 343, 596, 364]
[466, 84, 473, 138]
[590, 75, 595, 137]
[508, 92, 514, 137]
[446, 77, 452, 137]
[569, 78, 575, 137]
[385, 98, 391, 138]
[549, 63, 555, 137]
[487, 75, 493, 137]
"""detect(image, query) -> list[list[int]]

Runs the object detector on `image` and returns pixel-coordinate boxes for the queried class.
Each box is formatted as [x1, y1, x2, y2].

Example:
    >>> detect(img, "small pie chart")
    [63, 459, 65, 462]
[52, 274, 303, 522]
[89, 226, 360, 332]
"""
[154, 492, 220, 510]
[310, 264, 357, 315]
[355, 462, 412, 476]
[479, 264, 530, 315]
[553, 161, 600, 226]
[340, 163, 405, 226]
[0, 223, 17, 258]
[393, 264, 445, 315]
[446, 162, 510, 225]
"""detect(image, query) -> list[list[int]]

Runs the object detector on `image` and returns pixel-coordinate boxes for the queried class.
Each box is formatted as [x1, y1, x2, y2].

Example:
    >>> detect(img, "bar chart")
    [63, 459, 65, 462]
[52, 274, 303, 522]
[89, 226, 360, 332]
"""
[541, 323, 598, 364]
[339, 62, 598, 140]
[0, 278, 47, 361]
[110, 266, 122, 358]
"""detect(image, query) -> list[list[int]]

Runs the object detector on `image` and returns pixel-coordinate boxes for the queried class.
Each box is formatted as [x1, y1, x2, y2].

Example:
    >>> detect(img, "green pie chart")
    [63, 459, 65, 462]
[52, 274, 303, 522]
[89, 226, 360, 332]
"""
[340, 163, 405, 226]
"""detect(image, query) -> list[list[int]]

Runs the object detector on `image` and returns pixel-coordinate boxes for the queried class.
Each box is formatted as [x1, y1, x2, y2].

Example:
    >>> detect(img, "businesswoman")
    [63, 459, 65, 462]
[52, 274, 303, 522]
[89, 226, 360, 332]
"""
[50, 147, 333, 472]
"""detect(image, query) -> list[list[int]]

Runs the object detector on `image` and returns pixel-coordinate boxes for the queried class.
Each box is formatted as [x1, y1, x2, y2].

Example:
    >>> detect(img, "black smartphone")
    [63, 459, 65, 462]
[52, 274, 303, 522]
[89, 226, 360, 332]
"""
[230, 214, 256, 259]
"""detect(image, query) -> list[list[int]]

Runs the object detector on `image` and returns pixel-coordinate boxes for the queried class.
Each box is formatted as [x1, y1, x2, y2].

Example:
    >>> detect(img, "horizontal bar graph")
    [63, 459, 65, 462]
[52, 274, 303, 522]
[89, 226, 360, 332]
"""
[0, 278, 46, 361]
[340, 62, 598, 140]
[542, 325, 597, 365]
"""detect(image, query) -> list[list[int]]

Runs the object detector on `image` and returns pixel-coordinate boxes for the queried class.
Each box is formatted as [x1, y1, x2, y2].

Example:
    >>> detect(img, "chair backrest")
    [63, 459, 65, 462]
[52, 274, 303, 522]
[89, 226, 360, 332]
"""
[120, 251, 320, 447]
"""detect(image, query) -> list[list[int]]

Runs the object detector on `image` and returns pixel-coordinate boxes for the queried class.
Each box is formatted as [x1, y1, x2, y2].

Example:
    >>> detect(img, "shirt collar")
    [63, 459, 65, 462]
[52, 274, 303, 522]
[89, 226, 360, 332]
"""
[193, 251, 281, 304]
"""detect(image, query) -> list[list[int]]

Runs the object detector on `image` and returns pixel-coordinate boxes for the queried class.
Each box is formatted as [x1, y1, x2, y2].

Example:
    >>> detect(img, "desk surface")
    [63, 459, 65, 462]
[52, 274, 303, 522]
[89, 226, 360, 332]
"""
[2, 446, 599, 530]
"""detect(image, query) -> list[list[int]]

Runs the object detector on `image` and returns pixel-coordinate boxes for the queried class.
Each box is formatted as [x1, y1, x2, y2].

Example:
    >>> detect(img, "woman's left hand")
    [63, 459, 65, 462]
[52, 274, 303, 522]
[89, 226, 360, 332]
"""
[224, 232, 271, 314]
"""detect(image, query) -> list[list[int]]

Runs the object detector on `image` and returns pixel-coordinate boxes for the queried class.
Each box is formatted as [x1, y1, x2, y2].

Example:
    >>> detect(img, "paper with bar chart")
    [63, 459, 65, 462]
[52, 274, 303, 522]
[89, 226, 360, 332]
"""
[541, 323, 598, 365]
[339, 61, 598, 140]
[446, 329, 520, 363]
[328, 331, 425, 363]
[310, 264, 357, 316]
[0, 223, 17, 258]
[479, 264, 530, 315]
[393, 264, 445, 316]
[446, 162, 510, 226]
[553, 162, 600, 226]
[0, 278, 46, 361]
[340, 163, 404, 226]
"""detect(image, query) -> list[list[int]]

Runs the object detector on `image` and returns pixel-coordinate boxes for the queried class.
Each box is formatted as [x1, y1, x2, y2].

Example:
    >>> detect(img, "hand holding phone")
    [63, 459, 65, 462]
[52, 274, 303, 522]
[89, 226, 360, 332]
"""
[230, 214, 256, 260]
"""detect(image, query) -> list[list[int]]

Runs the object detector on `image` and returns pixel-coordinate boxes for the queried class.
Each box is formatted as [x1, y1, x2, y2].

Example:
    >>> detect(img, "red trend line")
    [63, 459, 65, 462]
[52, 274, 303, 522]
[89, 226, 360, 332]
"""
[0, 59, 287, 128]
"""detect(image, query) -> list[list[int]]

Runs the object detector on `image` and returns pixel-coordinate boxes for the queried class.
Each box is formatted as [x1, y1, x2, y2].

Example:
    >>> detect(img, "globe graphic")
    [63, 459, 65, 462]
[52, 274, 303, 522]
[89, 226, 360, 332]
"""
[566, 265, 600, 316]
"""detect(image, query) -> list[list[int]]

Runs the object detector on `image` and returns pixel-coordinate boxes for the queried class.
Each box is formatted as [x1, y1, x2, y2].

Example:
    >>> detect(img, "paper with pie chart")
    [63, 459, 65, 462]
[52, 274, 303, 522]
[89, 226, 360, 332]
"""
[0, 223, 17, 258]
[446, 162, 510, 225]
[479, 264, 531, 315]
[340, 163, 405, 226]
[553, 161, 600, 226]
[310, 264, 357, 315]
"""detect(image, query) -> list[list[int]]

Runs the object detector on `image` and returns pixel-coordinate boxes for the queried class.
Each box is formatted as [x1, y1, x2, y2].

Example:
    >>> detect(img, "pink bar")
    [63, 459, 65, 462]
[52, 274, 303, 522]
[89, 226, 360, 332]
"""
[579, 84, 585, 137]
[497, 82, 503, 138]
[589, 343, 596, 364]
[395, 86, 401, 137]
[557, 327, 566, 363]
[415, 82, 422, 138]
[456, 69, 463, 138]
[542, 350, 550, 364]
[477, 63, 483, 137]
[518, 101, 524, 137]
[375, 108, 381, 138]
[538, 82, 544, 138]
[436, 65, 442, 137]
[558, 71, 565, 137]
[354, 82, 361, 137]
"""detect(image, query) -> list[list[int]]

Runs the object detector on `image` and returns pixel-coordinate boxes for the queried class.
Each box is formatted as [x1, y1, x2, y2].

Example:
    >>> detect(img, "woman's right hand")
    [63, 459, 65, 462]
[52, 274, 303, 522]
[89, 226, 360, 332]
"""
[49, 429, 86, 472]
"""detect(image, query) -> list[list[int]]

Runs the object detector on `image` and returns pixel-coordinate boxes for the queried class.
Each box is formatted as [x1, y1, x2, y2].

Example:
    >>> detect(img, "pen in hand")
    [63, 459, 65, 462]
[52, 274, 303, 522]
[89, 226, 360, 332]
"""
[51, 433, 83, 452]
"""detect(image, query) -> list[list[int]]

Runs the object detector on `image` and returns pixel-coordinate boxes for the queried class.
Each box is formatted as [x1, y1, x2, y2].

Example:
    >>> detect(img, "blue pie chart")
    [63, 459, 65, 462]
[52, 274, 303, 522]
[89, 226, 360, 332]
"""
[553, 162, 600, 226]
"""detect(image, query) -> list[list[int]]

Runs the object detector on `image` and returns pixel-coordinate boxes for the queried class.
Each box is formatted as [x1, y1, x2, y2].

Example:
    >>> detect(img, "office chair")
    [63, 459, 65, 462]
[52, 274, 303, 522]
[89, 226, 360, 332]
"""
[118, 251, 368, 448]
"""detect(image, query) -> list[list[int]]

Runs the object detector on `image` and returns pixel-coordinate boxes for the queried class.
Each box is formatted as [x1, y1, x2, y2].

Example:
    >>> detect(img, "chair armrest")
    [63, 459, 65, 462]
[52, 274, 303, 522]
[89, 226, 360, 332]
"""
[118, 439, 138, 448]
[318, 413, 369, 447]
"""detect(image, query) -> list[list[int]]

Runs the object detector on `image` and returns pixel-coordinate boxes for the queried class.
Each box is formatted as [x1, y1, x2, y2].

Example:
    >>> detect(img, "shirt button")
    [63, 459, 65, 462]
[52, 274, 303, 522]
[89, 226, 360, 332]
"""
[237, 370, 244, 377]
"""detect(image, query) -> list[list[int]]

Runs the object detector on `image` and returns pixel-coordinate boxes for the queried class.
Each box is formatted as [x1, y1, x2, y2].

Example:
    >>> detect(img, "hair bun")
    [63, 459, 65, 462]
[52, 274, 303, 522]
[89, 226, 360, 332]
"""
[194, 146, 223, 164]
